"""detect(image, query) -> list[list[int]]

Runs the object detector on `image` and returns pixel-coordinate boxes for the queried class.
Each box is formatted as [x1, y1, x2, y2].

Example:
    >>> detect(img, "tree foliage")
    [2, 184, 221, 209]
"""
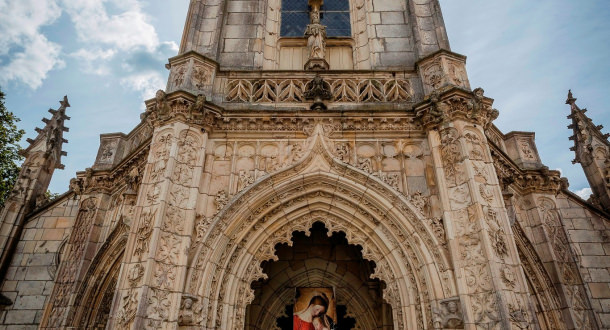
[0, 87, 25, 207]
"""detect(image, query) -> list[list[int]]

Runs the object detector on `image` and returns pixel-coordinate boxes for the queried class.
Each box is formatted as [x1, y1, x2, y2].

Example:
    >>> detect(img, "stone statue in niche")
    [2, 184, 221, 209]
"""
[306, 11, 325, 59]
[304, 0, 329, 70]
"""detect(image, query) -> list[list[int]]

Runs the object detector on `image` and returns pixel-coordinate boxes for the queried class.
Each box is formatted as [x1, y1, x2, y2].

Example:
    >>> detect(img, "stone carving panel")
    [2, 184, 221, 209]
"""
[417, 51, 470, 95]
[225, 77, 414, 104]
[46, 198, 98, 327]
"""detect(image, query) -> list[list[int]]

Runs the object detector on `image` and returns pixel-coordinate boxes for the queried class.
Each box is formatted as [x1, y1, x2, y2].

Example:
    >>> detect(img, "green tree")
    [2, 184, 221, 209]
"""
[0, 87, 25, 208]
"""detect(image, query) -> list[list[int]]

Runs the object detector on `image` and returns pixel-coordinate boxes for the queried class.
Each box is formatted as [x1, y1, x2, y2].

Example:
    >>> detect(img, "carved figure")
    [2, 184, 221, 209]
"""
[429, 91, 447, 121]
[178, 295, 202, 326]
[99, 143, 114, 162]
[306, 23, 326, 60]
[192, 65, 211, 89]
[173, 65, 186, 87]
[304, 0, 329, 71]
[69, 178, 83, 195]
[215, 190, 229, 213]
[467, 87, 485, 119]
[237, 170, 254, 192]
[154, 90, 171, 118]
[433, 298, 464, 329]
[334, 143, 351, 163]
[125, 167, 140, 195]
[178, 296, 194, 325]
[305, 75, 332, 110]
[189, 94, 206, 119]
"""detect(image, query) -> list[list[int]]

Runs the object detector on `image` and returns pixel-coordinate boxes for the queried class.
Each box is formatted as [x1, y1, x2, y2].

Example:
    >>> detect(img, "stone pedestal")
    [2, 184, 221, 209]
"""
[166, 51, 218, 96]
[304, 58, 329, 71]
[417, 50, 471, 96]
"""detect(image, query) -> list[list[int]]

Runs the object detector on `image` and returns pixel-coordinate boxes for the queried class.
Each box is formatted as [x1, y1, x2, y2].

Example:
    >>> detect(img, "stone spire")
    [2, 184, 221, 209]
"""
[0, 96, 70, 304]
[24, 96, 70, 168]
[8, 96, 70, 211]
[566, 90, 610, 210]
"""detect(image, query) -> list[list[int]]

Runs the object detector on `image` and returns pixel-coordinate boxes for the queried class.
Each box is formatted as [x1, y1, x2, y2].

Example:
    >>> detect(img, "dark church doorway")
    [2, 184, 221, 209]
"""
[245, 222, 394, 329]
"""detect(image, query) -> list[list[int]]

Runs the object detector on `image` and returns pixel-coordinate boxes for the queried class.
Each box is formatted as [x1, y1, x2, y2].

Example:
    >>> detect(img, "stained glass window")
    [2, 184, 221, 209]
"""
[280, 0, 351, 37]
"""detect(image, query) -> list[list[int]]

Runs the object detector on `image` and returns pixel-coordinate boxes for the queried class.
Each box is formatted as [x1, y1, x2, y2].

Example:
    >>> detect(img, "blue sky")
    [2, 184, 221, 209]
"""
[1, 0, 608, 197]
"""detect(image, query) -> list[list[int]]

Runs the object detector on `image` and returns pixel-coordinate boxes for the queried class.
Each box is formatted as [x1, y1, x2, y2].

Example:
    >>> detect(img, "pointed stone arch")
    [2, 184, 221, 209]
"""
[513, 222, 565, 329]
[69, 223, 128, 328]
[185, 129, 454, 329]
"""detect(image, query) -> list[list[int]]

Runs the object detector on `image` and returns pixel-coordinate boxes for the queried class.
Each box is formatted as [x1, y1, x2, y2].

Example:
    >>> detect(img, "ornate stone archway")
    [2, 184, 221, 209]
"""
[513, 222, 566, 329]
[185, 130, 454, 329]
[70, 223, 128, 328]
[246, 222, 389, 330]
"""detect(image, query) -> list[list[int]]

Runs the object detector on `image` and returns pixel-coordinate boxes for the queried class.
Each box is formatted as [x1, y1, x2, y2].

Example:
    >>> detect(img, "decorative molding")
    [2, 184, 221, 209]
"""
[225, 77, 414, 104]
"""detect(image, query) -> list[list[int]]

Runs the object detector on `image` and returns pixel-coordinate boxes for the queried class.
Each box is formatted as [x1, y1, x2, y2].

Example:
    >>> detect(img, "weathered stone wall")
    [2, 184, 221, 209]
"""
[367, 0, 417, 68]
[219, 0, 266, 68]
[0, 195, 79, 329]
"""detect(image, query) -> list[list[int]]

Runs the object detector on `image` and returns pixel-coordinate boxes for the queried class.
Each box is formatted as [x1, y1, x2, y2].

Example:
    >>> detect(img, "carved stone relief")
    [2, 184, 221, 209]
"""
[432, 297, 464, 329]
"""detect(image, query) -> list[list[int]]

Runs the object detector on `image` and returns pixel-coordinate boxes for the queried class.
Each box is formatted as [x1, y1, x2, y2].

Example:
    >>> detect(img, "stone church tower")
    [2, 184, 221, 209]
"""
[0, 0, 608, 329]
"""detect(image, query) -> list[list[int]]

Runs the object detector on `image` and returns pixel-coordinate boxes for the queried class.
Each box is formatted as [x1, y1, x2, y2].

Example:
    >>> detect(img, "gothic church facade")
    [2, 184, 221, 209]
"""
[0, 0, 608, 329]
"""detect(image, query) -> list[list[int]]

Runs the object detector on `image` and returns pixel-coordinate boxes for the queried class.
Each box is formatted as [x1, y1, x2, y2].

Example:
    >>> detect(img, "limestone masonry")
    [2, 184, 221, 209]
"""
[0, 0, 608, 329]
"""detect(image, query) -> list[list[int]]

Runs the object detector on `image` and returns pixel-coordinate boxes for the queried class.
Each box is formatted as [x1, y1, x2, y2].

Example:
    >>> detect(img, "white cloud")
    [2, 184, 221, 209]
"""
[61, 0, 159, 52]
[573, 187, 592, 200]
[162, 41, 180, 53]
[70, 48, 116, 75]
[120, 71, 165, 102]
[0, 0, 64, 88]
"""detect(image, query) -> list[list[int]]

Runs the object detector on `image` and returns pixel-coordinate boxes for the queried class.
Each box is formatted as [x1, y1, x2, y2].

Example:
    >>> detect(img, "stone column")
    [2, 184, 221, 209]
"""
[418, 88, 532, 329]
[109, 98, 208, 328]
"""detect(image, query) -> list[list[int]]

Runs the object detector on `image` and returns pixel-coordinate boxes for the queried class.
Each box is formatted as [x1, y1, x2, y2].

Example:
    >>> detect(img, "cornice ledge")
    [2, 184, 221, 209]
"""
[414, 86, 498, 130]
[142, 89, 223, 130]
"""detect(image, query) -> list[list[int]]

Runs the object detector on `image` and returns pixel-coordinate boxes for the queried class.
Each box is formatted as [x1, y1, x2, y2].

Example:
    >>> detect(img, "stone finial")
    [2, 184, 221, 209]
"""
[566, 89, 577, 105]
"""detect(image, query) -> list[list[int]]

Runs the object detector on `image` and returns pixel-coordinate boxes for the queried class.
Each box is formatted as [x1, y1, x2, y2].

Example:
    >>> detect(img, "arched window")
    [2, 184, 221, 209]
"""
[280, 0, 351, 37]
